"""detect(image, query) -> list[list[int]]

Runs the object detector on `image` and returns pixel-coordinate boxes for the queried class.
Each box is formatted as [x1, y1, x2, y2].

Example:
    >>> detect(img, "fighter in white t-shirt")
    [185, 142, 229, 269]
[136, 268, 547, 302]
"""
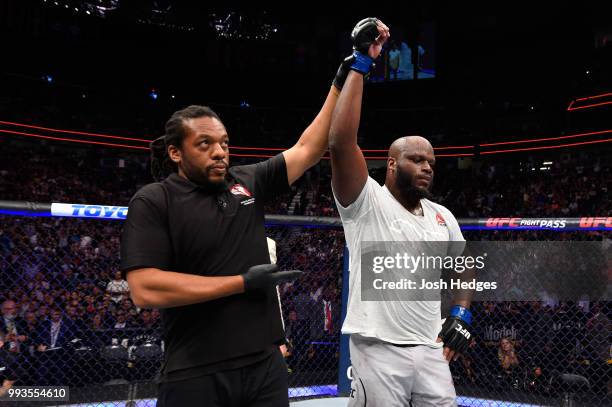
[328, 19, 473, 407]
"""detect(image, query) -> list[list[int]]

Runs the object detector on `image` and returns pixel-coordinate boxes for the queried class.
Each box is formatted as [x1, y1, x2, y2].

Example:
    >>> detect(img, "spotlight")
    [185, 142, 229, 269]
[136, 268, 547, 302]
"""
[149, 89, 159, 100]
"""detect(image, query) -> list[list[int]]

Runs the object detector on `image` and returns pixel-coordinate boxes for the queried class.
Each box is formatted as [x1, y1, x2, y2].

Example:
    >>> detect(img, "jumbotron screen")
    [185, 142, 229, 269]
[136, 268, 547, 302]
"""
[367, 22, 436, 82]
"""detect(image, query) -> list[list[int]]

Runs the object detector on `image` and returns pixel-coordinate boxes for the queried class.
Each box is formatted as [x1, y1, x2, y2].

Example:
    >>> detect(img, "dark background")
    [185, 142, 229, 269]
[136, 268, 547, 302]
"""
[0, 1, 610, 148]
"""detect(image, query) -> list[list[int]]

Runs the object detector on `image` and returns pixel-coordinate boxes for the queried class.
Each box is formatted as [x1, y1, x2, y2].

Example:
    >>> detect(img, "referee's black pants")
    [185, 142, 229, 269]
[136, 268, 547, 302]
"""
[156, 349, 289, 407]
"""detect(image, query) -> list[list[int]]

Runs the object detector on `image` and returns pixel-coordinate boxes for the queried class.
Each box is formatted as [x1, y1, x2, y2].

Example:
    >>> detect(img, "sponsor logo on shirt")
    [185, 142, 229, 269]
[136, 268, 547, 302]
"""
[230, 184, 252, 197]
[436, 213, 447, 226]
[240, 198, 255, 206]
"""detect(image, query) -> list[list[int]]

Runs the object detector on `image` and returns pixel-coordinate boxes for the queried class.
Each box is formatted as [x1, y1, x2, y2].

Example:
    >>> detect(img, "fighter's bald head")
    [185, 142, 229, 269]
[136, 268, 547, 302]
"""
[388, 136, 434, 159]
[385, 136, 435, 202]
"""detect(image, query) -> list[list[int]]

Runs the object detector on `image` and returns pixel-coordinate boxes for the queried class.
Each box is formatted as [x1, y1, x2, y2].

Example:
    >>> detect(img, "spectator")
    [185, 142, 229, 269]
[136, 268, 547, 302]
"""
[120, 298, 139, 320]
[90, 313, 106, 331]
[34, 308, 78, 351]
[112, 310, 132, 330]
[310, 284, 340, 340]
[138, 310, 157, 330]
[33, 308, 79, 386]
[498, 337, 520, 375]
[0, 332, 27, 397]
[86, 312, 110, 348]
[525, 366, 547, 394]
[37, 304, 49, 321]
[0, 300, 28, 353]
[65, 304, 87, 342]
[106, 271, 129, 303]
[585, 302, 611, 393]
[22, 311, 38, 354]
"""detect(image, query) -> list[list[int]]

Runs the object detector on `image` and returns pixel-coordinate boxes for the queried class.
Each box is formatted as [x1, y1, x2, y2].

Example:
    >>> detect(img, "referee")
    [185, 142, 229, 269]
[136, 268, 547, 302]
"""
[120, 19, 379, 405]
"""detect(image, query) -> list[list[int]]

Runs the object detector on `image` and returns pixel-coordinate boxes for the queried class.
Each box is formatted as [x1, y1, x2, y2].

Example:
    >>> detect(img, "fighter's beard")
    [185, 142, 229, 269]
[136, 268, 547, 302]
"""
[395, 166, 433, 202]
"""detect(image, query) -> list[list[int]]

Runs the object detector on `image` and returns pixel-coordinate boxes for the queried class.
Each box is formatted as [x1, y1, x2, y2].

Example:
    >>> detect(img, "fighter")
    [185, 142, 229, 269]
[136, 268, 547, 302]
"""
[329, 17, 474, 407]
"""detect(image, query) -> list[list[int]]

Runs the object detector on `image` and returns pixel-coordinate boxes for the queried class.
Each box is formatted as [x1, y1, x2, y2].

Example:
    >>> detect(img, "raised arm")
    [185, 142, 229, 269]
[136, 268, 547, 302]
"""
[282, 18, 390, 187]
[329, 71, 368, 207]
[282, 85, 339, 185]
[329, 19, 389, 206]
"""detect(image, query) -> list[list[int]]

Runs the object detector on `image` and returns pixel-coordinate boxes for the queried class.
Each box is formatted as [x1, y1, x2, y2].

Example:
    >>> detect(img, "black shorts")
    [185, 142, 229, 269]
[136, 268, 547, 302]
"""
[156, 349, 289, 407]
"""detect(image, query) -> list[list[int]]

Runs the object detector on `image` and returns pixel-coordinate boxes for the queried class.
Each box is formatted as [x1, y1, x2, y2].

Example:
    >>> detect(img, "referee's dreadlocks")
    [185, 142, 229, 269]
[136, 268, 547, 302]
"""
[150, 105, 221, 181]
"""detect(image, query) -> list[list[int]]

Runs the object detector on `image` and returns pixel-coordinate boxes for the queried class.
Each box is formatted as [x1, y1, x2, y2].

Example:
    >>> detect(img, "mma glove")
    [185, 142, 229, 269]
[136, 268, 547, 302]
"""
[242, 264, 301, 291]
[438, 305, 473, 355]
[333, 17, 380, 89]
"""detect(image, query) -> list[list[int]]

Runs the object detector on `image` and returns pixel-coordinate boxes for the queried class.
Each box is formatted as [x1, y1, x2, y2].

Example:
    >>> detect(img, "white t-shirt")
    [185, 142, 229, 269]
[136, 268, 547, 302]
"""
[334, 177, 465, 347]
[107, 279, 129, 302]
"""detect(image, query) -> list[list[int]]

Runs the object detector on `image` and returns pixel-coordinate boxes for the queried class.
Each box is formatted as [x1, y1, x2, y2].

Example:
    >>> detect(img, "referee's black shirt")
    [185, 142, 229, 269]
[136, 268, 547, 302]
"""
[120, 153, 289, 381]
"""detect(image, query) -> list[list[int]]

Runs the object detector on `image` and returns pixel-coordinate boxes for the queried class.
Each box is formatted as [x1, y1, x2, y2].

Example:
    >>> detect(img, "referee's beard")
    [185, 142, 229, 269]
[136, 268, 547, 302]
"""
[182, 161, 229, 193]
[395, 166, 433, 202]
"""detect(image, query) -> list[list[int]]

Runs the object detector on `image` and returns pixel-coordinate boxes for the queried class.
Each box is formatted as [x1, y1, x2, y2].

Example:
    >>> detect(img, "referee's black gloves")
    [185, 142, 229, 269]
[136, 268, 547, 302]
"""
[242, 264, 302, 291]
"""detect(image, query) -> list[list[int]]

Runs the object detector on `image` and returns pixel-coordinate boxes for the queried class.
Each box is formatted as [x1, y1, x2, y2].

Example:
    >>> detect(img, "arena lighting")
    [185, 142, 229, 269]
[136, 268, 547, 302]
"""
[3, 120, 610, 149]
[0, 129, 149, 151]
[0, 121, 475, 153]
[0, 121, 152, 143]
[230, 146, 284, 151]
[2, 120, 612, 156]
[480, 138, 612, 155]
[567, 91, 612, 111]
[0, 129, 327, 158]
[364, 153, 475, 159]
[571, 92, 612, 101]
[362, 145, 475, 152]
[2, 126, 609, 158]
[479, 129, 612, 147]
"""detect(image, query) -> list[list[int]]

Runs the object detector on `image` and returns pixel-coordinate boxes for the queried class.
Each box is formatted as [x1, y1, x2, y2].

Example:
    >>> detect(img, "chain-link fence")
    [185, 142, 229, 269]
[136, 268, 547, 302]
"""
[0, 215, 345, 405]
[452, 230, 611, 407]
[0, 215, 610, 406]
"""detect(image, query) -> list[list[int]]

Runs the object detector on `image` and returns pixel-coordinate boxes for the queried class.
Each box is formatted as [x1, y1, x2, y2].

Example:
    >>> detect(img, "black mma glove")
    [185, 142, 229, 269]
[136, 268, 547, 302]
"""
[242, 264, 302, 291]
[333, 17, 380, 89]
[437, 305, 473, 355]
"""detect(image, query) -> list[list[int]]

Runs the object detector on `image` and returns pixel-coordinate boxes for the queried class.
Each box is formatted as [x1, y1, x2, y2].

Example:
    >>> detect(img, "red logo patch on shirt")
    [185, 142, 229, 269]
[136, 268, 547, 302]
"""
[436, 213, 447, 226]
[230, 184, 252, 197]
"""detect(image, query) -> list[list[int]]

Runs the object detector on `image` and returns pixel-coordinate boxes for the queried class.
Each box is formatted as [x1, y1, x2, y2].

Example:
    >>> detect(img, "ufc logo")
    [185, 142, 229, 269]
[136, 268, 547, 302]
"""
[455, 323, 471, 339]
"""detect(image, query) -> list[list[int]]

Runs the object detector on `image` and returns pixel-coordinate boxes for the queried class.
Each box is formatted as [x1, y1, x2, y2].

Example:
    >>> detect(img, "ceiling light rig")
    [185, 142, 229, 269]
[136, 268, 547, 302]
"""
[209, 11, 279, 40]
